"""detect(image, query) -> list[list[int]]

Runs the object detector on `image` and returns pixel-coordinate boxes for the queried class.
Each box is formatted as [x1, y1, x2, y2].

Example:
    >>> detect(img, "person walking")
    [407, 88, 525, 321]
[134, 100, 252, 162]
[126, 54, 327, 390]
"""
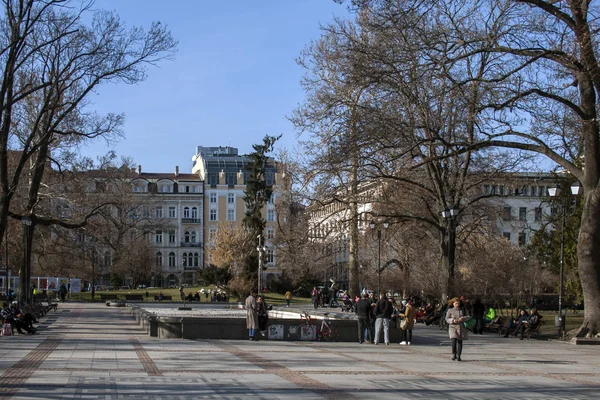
[472, 298, 485, 334]
[311, 287, 319, 309]
[245, 290, 259, 340]
[285, 290, 292, 307]
[373, 293, 393, 345]
[399, 299, 416, 345]
[446, 297, 471, 361]
[355, 293, 373, 344]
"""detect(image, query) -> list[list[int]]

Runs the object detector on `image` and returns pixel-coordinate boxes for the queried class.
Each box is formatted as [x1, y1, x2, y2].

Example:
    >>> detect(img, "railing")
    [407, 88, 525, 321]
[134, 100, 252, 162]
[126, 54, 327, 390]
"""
[181, 218, 200, 223]
[180, 242, 201, 247]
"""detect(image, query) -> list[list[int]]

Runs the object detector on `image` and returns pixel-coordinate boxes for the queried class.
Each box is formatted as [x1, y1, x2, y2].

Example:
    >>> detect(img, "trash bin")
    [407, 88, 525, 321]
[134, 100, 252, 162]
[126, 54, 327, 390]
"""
[554, 315, 566, 328]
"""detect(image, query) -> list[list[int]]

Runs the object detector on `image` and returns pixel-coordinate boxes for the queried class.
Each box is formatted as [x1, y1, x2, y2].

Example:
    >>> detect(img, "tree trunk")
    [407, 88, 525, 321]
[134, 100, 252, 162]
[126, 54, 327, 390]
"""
[575, 187, 600, 337]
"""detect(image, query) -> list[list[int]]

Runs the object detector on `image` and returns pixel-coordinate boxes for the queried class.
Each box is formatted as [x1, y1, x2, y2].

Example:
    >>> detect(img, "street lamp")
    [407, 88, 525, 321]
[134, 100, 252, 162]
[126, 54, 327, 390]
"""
[256, 235, 266, 293]
[548, 182, 580, 339]
[369, 220, 389, 295]
[20, 217, 32, 305]
[441, 208, 459, 299]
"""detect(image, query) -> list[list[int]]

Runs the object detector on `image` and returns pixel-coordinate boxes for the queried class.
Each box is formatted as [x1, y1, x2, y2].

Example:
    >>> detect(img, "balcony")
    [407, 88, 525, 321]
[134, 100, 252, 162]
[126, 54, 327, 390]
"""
[181, 218, 200, 224]
[180, 242, 201, 247]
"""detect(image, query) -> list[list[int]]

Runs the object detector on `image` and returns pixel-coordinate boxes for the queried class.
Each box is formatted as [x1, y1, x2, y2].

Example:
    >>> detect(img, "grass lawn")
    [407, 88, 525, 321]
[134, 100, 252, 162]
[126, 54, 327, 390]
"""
[69, 287, 313, 306]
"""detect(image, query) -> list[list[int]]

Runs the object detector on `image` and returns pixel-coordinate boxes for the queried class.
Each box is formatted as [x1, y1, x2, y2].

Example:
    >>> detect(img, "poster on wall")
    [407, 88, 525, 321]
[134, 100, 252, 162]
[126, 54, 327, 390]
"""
[39, 278, 48, 291]
[47, 277, 58, 291]
[70, 279, 81, 293]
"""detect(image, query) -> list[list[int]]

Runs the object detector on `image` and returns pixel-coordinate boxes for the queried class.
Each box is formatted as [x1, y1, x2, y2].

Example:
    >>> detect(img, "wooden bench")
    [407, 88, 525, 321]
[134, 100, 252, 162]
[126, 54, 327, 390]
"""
[125, 294, 144, 301]
[100, 294, 119, 301]
[524, 321, 544, 339]
[154, 295, 172, 301]
[33, 294, 58, 313]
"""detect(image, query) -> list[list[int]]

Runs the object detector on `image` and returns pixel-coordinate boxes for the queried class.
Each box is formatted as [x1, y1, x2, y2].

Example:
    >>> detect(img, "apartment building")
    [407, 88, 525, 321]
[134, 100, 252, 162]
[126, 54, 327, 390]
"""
[131, 165, 204, 286]
[192, 146, 282, 286]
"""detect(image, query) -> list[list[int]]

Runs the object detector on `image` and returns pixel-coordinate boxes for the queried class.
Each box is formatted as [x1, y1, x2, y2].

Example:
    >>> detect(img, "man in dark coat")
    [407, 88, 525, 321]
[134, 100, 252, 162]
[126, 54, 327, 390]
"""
[373, 293, 393, 345]
[355, 293, 373, 343]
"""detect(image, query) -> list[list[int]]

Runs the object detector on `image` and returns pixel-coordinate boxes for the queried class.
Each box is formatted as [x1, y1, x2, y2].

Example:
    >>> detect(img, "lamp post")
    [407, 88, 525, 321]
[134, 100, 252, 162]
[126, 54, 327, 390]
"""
[548, 182, 580, 339]
[369, 220, 389, 295]
[4, 226, 8, 295]
[20, 217, 32, 305]
[256, 235, 266, 293]
[441, 208, 458, 299]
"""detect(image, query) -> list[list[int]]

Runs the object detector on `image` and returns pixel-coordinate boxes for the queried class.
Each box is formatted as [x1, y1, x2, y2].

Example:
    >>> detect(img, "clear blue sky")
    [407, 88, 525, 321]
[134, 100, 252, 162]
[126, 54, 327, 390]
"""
[82, 0, 350, 173]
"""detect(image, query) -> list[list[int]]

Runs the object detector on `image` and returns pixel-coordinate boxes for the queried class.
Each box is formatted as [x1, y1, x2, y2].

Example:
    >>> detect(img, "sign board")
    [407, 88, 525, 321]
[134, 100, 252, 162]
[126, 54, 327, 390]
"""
[70, 279, 81, 293]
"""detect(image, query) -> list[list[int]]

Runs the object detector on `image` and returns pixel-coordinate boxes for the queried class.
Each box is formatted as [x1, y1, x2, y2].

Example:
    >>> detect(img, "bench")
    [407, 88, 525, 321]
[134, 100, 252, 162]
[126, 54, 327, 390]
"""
[154, 295, 172, 301]
[524, 321, 544, 339]
[33, 294, 58, 313]
[485, 316, 504, 333]
[100, 294, 119, 301]
[125, 294, 144, 301]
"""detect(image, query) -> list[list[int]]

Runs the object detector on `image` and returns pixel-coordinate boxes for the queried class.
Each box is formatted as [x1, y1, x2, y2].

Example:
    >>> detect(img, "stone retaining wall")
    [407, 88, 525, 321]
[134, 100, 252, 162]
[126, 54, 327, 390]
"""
[129, 305, 404, 342]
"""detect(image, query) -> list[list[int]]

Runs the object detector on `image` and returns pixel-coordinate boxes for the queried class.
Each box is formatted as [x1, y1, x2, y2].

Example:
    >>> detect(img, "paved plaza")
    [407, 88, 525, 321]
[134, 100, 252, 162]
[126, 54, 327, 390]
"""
[1, 303, 599, 399]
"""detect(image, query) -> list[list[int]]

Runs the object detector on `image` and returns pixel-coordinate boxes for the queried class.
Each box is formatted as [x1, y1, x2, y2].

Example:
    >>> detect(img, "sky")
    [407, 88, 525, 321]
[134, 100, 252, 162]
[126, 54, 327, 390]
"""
[81, 0, 351, 173]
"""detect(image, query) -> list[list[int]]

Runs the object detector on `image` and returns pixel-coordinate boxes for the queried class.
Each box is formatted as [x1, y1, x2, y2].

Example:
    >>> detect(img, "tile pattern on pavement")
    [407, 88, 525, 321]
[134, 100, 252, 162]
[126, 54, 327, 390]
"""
[0, 302, 599, 399]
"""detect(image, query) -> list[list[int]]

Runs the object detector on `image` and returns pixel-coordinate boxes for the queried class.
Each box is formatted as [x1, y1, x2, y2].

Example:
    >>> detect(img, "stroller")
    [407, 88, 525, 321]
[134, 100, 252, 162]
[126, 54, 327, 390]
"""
[341, 298, 354, 312]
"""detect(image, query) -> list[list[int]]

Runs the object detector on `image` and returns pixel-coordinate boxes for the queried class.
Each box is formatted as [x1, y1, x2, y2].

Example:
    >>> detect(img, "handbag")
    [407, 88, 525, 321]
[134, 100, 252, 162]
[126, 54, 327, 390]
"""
[1, 323, 12, 336]
[463, 318, 476, 329]
[400, 318, 409, 330]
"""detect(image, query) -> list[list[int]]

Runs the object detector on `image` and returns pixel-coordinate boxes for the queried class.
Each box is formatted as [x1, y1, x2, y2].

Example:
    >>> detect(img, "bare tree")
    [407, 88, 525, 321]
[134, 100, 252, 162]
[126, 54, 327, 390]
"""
[0, 0, 176, 301]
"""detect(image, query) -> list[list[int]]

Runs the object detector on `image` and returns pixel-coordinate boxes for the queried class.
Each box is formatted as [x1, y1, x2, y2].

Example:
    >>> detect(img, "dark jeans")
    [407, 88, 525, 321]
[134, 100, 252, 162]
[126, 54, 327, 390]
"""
[451, 338, 463, 356]
[474, 317, 484, 334]
[258, 315, 268, 331]
[357, 316, 372, 342]
[400, 329, 412, 342]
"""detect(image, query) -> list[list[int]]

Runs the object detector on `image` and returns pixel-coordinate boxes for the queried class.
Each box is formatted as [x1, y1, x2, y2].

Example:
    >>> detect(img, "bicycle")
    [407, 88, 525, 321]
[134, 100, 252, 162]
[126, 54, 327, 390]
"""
[298, 310, 339, 341]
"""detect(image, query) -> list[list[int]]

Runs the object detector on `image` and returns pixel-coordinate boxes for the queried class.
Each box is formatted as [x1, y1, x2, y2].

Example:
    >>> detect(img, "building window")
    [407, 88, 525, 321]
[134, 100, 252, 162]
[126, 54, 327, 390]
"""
[538, 186, 545, 197]
[519, 207, 527, 221]
[209, 227, 217, 243]
[104, 251, 112, 266]
[267, 209, 275, 222]
[499, 185, 504, 195]
[228, 193, 235, 204]
[183, 207, 190, 218]
[210, 209, 217, 221]
[266, 228, 274, 240]
[268, 194, 274, 204]
[184, 230, 197, 243]
[502, 207, 511, 221]
[169, 231, 176, 244]
[156, 252, 163, 267]
[210, 193, 217, 203]
[155, 231, 163, 244]
[168, 252, 176, 267]
[534, 207, 542, 222]
[168, 206, 176, 218]
[191, 207, 198, 220]
[209, 172, 218, 185]
[518, 232, 526, 246]
[159, 185, 172, 193]
[503, 232, 511, 241]
[155, 207, 163, 218]
[182, 252, 188, 267]
[265, 172, 274, 185]
[193, 252, 199, 267]
[227, 209, 235, 221]
[265, 249, 274, 264]
[226, 172, 236, 185]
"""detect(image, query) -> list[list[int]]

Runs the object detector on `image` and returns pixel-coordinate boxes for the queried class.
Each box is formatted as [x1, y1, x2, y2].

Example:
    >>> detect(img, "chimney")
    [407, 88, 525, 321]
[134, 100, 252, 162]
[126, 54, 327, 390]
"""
[137, 165, 142, 174]
[175, 166, 179, 176]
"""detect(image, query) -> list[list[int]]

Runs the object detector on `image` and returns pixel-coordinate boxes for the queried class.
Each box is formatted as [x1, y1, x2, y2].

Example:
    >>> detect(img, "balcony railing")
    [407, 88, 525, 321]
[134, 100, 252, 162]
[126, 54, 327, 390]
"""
[180, 242, 201, 247]
[181, 218, 200, 223]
